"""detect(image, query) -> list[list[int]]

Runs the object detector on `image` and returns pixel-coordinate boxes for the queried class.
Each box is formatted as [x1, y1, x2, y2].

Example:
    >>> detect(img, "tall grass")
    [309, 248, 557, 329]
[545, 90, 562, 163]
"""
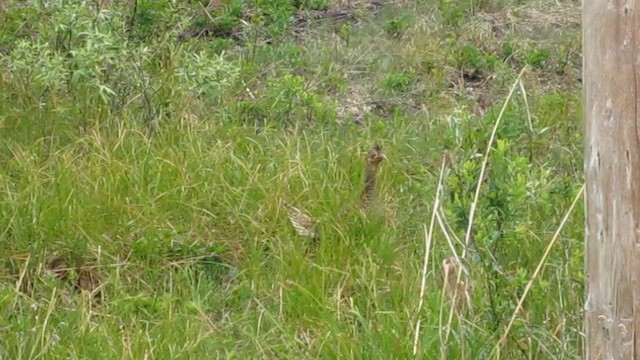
[0, 0, 583, 358]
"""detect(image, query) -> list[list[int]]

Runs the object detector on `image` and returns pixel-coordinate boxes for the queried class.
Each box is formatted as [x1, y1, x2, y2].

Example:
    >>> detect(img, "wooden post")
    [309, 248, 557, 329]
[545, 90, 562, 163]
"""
[584, 1, 640, 358]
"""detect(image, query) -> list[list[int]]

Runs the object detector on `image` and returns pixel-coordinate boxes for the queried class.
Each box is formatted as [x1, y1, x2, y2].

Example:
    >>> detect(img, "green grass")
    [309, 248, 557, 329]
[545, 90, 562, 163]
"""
[0, 0, 583, 358]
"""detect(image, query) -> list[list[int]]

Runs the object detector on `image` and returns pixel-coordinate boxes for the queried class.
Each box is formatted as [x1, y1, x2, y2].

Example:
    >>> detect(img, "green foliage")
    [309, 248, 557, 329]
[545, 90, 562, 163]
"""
[0, 0, 238, 135]
[250, 0, 297, 36]
[133, 0, 175, 40]
[384, 12, 413, 38]
[294, 0, 330, 10]
[0, 0, 584, 358]
[524, 46, 552, 69]
[437, 0, 480, 25]
[453, 44, 499, 75]
[501, 40, 518, 60]
[236, 73, 336, 124]
[381, 72, 414, 92]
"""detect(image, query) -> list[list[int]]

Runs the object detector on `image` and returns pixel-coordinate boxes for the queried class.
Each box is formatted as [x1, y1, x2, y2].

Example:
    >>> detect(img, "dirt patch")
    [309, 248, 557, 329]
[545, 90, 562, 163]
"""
[473, 4, 580, 40]
[335, 84, 372, 126]
[292, 0, 386, 28]
[178, 0, 391, 42]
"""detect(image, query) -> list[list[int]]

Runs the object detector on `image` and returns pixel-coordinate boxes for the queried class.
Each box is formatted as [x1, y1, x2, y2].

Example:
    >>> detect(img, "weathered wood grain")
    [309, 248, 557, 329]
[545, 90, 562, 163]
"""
[584, 1, 640, 358]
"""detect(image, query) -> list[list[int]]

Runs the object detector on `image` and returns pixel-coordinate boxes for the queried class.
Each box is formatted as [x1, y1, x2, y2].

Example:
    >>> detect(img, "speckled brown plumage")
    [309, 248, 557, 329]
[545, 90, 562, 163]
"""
[285, 143, 386, 241]
[360, 144, 386, 208]
[284, 201, 319, 240]
[442, 256, 472, 311]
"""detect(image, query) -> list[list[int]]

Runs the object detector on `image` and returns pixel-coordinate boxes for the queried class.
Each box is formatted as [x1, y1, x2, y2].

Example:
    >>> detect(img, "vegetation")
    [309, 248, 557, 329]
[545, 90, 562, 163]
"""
[0, 0, 583, 358]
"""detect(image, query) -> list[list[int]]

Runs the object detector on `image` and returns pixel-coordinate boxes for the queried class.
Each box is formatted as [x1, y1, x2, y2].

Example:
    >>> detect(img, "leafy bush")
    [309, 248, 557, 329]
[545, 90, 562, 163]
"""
[1, 1, 239, 129]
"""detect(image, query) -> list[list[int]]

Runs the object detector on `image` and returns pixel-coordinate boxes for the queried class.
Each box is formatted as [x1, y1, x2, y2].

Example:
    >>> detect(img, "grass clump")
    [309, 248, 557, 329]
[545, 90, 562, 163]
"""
[0, 0, 583, 358]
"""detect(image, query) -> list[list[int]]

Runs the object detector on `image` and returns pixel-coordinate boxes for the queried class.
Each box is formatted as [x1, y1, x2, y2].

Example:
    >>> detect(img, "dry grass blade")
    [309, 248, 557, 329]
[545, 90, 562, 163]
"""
[461, 66, 528, 260]
[437, 209, 474, 351]
[442, 256, 472, 312]
[492, 183, 585, 359]
[518, 79, 534, 133]
[435, 67, 527, 356]
[412, 151, 450, 356]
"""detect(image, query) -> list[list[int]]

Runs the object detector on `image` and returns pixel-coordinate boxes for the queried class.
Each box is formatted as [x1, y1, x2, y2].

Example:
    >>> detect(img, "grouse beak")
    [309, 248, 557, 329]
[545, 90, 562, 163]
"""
[381, 153, 388, 161]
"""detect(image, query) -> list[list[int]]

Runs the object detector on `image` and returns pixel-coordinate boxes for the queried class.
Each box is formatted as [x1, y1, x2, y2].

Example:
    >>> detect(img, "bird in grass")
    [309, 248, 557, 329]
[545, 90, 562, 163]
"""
[284, 143, 387, 240]
[360, 143, 387, 209]
[442, 256, 472, 311]
[283, 201, 319, 240]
